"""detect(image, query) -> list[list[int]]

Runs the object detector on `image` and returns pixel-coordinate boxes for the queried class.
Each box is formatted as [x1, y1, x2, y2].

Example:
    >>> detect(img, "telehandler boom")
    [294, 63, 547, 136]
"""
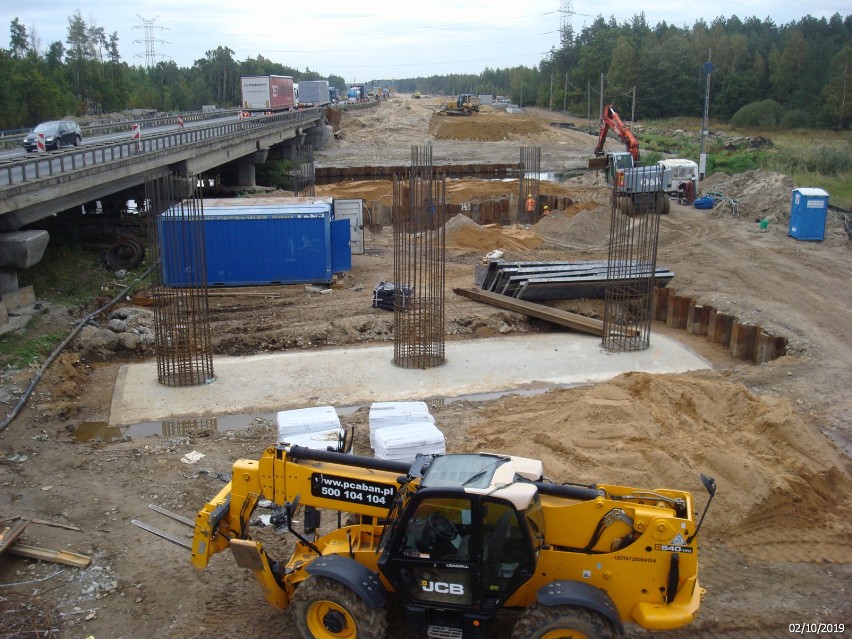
[191, 444, 714, 639]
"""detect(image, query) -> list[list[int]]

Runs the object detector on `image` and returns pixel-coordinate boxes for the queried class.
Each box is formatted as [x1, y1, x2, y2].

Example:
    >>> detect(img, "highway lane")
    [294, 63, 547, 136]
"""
[0, 115, 239, 162]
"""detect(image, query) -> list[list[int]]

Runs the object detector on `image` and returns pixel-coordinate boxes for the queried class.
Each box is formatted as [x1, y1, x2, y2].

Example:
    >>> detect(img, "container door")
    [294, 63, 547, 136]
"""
[333, 199, 364, 255]
[330, 219, 352, 274]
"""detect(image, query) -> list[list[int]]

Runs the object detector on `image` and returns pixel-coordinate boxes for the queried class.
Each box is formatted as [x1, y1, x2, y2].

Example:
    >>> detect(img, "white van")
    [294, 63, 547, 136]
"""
[658, 159, 698, 196]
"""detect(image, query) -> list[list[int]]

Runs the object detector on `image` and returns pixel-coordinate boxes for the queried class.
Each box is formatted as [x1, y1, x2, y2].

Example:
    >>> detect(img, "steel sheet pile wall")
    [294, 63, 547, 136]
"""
[602, 166, 663, 352]
[392, 144, 447, 369]
[293, 144, 316, 197]
[146, 175, 215, 387]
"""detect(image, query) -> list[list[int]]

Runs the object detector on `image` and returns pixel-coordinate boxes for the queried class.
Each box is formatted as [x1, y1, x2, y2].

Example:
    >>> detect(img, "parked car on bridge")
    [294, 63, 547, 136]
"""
[22, 120, 82, 152]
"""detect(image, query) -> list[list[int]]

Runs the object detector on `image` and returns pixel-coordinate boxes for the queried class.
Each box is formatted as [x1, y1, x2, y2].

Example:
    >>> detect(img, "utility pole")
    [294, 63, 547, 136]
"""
[631, 86, 636, 122]
[599, 73, 605, 118]
[700, 50, 713, 181]
[549, 72, 553, 111]
[563, 72, 568, 113]
[587, 81, 591, 131]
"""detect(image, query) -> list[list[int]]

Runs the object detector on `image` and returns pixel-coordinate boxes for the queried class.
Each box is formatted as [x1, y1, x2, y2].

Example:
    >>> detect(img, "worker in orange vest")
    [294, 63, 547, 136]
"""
[525, 193, 536, 216]
[542, 205, 550, 216]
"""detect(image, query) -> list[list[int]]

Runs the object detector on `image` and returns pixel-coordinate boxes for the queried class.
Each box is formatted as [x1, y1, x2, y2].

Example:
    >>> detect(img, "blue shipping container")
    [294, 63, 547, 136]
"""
[788, 188, 829, 241]
[159, 199, 352, 286]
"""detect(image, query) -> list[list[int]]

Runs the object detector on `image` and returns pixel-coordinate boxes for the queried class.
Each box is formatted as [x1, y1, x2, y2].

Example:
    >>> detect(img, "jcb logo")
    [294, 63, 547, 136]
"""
[421, 580, 464, 595]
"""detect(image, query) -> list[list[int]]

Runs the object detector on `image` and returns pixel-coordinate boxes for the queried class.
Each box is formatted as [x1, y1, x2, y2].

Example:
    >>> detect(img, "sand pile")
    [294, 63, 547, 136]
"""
[429, 109, 547, 142]
[461, 370, 852, 562]
[532, 206, 612, 248]
[444, 213, 541, 251]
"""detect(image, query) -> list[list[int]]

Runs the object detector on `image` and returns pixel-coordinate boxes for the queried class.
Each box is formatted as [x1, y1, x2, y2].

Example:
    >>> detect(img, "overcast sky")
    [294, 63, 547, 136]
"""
[5, 1, 848, 81]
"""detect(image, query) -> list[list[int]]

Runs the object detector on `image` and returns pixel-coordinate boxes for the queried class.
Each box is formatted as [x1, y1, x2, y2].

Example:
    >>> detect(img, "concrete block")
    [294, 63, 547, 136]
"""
[0, 301, 8, 325]
[1, 285, 35, 311]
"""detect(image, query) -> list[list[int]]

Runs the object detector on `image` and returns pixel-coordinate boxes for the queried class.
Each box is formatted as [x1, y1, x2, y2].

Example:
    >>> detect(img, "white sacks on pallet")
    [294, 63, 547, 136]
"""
[373, 423, 446, 463]
[277, 406, 343, 452]
[283, 428, 345, 452]
[368, 401, 435, 449]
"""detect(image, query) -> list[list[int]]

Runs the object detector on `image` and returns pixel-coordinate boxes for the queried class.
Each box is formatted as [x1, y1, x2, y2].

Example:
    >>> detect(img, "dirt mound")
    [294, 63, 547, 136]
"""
[699, 169, 795, 220]
[445, 213, 541, 251]
[533, 206, 611, 248]
[429, 109, 547, 142]
[461, 370, 852, 562]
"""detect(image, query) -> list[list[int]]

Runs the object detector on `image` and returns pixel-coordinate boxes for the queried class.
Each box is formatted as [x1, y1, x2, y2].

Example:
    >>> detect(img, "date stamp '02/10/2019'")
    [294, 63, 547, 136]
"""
[788, 622, 845, 635]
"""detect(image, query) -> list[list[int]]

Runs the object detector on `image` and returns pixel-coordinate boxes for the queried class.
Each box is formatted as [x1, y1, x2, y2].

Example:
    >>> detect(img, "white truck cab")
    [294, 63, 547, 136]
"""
[658, 158, 699, 195]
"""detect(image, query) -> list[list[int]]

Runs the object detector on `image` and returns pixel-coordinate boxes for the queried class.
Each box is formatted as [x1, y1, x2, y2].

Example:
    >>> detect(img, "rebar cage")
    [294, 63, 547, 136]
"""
[517, 146, 541, 224]
[145, 174, 215, 386]
[392, 144, 447, 369]
[602, 166, 664, 352]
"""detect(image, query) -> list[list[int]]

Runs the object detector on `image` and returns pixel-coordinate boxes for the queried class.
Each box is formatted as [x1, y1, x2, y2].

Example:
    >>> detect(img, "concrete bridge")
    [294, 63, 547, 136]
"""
[0, 108, 330, 301]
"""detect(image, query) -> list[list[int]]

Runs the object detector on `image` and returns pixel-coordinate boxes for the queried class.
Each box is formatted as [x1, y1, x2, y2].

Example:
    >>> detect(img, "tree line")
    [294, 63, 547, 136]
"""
[1, 10, 849, 131]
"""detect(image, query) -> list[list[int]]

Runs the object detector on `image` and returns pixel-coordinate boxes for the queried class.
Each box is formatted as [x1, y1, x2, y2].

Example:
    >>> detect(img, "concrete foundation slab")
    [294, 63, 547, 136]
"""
[109, 333, 710, 426]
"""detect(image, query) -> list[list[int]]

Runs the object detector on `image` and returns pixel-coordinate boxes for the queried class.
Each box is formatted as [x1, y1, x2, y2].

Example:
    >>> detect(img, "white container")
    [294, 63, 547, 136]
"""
[277, 405, 341, 441]
[369, 401, 435, 449]
[374, 423, 445, 463]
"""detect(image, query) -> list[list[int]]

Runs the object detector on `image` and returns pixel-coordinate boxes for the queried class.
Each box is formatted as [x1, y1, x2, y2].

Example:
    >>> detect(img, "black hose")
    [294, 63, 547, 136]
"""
[0, 264, 155, 434]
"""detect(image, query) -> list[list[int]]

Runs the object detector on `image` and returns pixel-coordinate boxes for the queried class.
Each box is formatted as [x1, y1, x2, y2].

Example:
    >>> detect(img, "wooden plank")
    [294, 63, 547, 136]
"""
[454, 287, 610, 336]
[0, 518, 29, 555]
[7, 543, 92, 568]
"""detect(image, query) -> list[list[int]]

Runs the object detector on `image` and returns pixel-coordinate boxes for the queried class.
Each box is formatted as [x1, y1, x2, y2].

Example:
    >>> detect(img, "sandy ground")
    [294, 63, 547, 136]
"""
[1, 94, 851, 639]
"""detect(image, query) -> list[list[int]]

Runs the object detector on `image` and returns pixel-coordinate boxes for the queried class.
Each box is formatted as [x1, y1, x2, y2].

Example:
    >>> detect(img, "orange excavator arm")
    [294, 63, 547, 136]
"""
[594, 104, 640, 161]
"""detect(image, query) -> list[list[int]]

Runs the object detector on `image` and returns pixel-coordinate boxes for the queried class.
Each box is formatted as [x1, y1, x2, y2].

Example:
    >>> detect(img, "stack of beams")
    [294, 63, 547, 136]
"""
[477, 260, 674, 301]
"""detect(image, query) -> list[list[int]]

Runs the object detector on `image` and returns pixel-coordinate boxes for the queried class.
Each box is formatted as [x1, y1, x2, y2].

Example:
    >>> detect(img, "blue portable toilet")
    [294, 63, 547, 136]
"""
[788, 188, 829, 241]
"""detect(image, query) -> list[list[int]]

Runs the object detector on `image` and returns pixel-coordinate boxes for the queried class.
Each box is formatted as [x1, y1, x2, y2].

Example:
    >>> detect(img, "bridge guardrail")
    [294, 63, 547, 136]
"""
[0, 108, 323, 189]
[0, 109, 244, 152]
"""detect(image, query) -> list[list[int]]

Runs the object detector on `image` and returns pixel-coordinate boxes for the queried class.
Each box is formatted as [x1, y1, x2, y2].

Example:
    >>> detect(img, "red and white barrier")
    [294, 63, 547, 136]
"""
[131, 123, 141, 151]
[36, 132, 46, 153]
[177, 115, 184, 128]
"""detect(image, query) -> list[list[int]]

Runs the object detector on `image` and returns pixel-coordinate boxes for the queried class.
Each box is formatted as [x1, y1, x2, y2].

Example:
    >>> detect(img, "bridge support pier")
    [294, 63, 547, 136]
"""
[237, 149, 270, 187]
[283, 135, 307, 162]
[0, 230, 50, 294]
[304, 125, 334, 151]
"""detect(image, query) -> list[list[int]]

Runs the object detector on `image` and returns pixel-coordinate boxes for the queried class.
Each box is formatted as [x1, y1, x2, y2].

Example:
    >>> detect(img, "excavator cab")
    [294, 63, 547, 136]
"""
[606, 151, 635, 184]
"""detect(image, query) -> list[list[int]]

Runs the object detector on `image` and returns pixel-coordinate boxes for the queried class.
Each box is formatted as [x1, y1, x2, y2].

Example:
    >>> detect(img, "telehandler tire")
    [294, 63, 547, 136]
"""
[510, 602, 616, 639]
[292, 575, 388, 639]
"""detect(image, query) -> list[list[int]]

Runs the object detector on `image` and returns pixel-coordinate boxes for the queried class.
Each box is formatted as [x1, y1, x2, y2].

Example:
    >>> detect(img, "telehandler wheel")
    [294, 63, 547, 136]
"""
[510, 603, 616, 639]
[292, 576, 388, 639]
